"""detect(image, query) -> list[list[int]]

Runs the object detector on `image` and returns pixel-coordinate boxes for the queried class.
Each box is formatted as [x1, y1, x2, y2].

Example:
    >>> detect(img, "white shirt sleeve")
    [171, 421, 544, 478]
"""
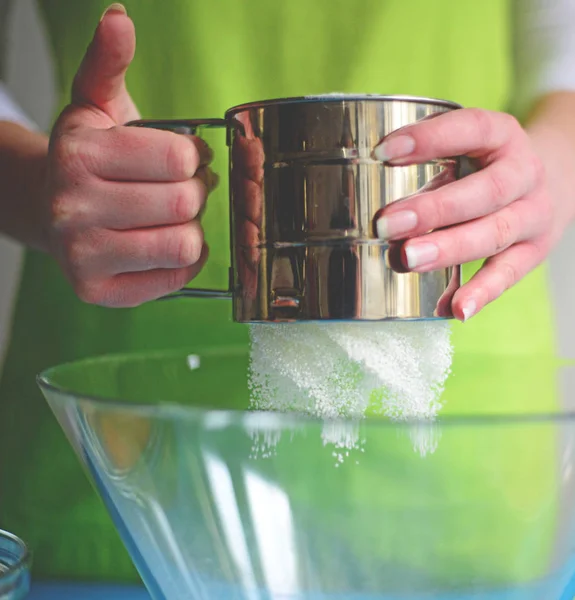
[0, 0, 36, 129]
[513, 0, 575, 117]
[0, 82, 36, 129]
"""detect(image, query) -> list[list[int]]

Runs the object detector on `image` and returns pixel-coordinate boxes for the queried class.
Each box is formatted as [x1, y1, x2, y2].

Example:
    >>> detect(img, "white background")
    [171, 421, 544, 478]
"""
[1, 0, 575, 365]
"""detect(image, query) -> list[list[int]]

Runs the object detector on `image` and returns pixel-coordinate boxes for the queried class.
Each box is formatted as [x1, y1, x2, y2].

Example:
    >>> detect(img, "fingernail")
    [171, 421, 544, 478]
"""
[197, 168, 219, 192]
[184, 146, 199, 178]
[100, 3, 127, 21]
[203, 146, 214, 165]
[462, 299, 477, 322]
[404, 243, 439, 269]
[373, 135, 415, 162]
[210, 171, 220, 191]
[376, 210, 418, 240]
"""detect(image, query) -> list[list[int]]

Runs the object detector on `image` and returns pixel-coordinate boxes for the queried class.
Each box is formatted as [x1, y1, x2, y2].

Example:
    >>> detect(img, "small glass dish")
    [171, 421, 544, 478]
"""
[0, 530, 30, 599]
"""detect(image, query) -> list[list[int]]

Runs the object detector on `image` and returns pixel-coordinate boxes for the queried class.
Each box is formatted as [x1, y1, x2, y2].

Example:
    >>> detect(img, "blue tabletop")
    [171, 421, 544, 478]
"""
[25, 578, 575, 600]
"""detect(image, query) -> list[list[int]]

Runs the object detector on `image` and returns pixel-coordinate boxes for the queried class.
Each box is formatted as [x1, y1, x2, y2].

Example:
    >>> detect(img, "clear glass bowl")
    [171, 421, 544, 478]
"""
[0, 530, 30, 600]
[37, 348, 575, 599]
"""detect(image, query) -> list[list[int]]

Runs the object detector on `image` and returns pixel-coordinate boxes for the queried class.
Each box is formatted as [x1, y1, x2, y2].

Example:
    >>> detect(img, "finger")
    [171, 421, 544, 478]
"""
[78, 245, 209, 308]
[187, 136, 214, 167]
[434, 266, 461, 318]
[374, 108, 525, 166]
[399, 193, 548, 272]
[111, 220, 205, 273]
[71, 5, 139, 125]
[195, 166, 220, 193]
[71, 221, 205, 276]
[76, 126, 212, 181]
[450, 238, 550, 321]
[386, 241, 409, 274]
[374, 155, 538, 241]
[92, 178, 208, 229]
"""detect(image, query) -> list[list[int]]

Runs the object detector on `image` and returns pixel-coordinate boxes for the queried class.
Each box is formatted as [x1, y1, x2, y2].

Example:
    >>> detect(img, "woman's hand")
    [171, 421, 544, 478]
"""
[373, 108, 559, 321]
[44, 6, 216, 307]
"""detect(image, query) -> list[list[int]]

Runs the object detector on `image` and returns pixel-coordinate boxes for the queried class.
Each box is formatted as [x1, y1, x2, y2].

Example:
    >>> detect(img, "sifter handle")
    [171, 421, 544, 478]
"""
[126, 118, 231, 300]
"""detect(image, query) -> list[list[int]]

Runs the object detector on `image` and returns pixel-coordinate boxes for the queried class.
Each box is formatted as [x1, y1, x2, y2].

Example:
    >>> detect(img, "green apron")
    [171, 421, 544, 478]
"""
[0, 0, 557, 583]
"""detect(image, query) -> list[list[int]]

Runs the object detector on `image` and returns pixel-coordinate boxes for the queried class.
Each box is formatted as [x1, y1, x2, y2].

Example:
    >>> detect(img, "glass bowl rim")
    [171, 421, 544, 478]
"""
[37, 347, 575, 428]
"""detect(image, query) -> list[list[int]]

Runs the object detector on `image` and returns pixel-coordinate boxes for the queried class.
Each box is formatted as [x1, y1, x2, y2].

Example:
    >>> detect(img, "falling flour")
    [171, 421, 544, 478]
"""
[248, 321, 453, 457]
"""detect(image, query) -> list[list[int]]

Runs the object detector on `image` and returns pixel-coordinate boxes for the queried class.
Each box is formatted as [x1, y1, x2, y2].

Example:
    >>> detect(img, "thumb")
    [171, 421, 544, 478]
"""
[71, 4, 139, 124]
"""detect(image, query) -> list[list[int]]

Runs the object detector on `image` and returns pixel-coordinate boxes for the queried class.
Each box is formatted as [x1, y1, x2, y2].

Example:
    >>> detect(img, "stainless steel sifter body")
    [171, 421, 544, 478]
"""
[130, 95, 464, 322]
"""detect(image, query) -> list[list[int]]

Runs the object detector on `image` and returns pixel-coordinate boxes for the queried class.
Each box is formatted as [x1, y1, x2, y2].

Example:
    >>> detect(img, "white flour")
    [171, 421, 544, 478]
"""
[248, 321, 452, 457]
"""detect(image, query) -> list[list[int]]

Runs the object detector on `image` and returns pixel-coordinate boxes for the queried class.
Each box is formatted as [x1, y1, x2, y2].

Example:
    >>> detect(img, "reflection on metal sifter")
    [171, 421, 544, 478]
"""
[129, 95, 465, 322]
